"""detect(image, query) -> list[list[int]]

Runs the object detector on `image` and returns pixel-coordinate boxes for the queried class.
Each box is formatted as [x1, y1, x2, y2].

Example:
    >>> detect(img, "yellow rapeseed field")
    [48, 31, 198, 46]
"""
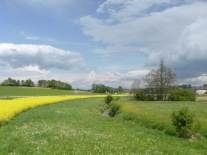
[0, 94, 127, 123]
[0, 95, 98, 123]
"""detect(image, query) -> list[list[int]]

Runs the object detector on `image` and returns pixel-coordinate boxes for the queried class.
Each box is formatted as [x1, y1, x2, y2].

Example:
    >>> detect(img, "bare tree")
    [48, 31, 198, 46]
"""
[145, 60, 176, 100]
[131, 79, 141, 94]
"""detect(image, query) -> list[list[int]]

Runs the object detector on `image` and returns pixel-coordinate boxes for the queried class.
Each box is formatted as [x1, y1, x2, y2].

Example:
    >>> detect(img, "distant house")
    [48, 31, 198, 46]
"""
[193, 87, 207, 95]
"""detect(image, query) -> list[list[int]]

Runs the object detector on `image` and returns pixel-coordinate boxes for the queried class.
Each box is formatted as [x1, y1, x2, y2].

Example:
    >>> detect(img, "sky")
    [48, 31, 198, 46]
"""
[1, 0, 207, 89]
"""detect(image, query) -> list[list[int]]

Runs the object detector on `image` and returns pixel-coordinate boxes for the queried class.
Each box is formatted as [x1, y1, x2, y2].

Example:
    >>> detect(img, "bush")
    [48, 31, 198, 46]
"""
[109, 103, 120, 117]
[104, 95, 113, 105]
[114, 96, 120, 101]
[168, 89, 196, 101]
[134, 90, 146, 101]
[171, 107, 195, 138]
[146, 94, 154, 101]
[146, 94, 155, 101]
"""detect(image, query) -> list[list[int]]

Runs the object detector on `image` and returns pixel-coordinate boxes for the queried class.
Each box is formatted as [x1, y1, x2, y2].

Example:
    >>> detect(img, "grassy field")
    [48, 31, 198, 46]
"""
[118, 99, 207, 137]
[0, 97, 206, 154]
[0, 86, 92, 97]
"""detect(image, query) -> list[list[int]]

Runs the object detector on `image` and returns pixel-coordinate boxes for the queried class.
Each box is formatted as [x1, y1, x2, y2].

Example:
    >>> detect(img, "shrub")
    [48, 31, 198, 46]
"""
[168, 89, 196, 101]
[171, 107, 194, 138]
[104, 95, 113, 105]
[134, 90, 146, 101]
[146, 94, 154, 101]
[114, 96, 120, 101]
[109, 103, 120, 117]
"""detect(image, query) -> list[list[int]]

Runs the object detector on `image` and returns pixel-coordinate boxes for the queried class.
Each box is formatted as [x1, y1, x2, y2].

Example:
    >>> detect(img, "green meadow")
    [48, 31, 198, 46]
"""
[0, 86, 91, 97]
[0, 97, 207, 154]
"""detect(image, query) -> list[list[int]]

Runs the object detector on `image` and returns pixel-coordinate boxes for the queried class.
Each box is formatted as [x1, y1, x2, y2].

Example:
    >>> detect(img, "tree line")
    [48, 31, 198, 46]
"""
[91, 84, 124, 94]
[2, 78, 35, 87]
[1, 78, 72, 90]
[38, 79, 72, 90]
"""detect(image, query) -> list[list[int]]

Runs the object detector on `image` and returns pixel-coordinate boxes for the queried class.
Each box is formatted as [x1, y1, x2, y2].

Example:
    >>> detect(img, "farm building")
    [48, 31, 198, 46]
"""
[193, 87, 207, 95]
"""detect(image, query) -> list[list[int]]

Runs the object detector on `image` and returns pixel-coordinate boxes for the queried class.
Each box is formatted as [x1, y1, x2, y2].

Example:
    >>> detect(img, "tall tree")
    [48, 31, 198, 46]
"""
[145, 60, 176, 100]
[118, 86, 124, 94]
[25, 79, 35, 87]
[131, 79, 141, 94]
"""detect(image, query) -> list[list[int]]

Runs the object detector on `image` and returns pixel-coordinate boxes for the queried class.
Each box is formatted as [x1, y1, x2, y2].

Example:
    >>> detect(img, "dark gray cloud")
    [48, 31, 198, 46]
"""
[79, 1, 207, 84]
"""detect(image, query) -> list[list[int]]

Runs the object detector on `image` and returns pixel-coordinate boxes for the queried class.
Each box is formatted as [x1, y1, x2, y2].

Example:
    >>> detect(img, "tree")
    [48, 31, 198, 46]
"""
[203, 84, 207, 88]
[2, 77, 19, 86]
[38, 80, 49, 87]
[145, 60, 176, 101]
[25, 79, 34, 87]
[117, 86, 124, 94]
[44, 79, 72, 90]
[131, 79, 141, 94]
[91, 83, 116, 93]
[20, 80, 26, 86]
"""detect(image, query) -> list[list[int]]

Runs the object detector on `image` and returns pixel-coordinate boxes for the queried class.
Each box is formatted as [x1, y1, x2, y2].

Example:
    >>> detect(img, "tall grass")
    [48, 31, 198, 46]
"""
[118, 100, 207, 137]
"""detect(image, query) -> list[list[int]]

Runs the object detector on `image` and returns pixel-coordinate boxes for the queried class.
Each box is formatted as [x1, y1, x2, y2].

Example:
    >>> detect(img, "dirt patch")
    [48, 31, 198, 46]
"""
[197, 96, 207, 101]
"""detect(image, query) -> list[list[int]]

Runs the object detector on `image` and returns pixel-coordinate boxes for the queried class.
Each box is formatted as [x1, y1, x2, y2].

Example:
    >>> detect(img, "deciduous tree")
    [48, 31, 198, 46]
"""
[145, 60, 176, 101]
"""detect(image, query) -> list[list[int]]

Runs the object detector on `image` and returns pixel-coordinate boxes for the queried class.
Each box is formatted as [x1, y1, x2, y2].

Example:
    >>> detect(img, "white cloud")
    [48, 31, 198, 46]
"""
[70, 69, 149, 89]
[0, 66, 50, 82]
[21, 65, 49, 74]
[0, 68, 149, 89]
[0, 43, 85, 70]
[79, 1, 207, 82]
[80, 2, 207, 49]
[96, 0, 201, 22]
[97, 0, 171, 22]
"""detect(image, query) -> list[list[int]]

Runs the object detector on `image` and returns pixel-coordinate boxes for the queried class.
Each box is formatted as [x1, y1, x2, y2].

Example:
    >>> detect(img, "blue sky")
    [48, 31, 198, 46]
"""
[1, 0, 207, 89]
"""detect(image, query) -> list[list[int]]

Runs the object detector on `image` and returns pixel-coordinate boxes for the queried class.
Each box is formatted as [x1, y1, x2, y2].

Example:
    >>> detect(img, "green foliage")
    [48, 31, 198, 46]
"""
[117, 86, 124, 93]
[2, 78, 34, 87]
[91, 83, 124, 94]
[146, 94, 154, 101]
[47, 79, 72, 90]
[203, 84, 207, 88]
[25, 79, 35, 87]
[171, 107, 195, 138]
[156, 94, 163, 101]
[1, 78, 72, 90]
[104, 95, 113, 105]
[134, 90, 146, 101]
[109, 103, 121, 117]
[114, 96, 120, 101]
[168, 89, 196, 101]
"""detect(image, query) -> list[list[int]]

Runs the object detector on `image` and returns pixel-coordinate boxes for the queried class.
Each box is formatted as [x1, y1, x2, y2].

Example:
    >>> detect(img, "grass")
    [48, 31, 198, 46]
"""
[118, 100, 207, 137]
[0, 86, 92, 97]
[0, 97, 207, 154]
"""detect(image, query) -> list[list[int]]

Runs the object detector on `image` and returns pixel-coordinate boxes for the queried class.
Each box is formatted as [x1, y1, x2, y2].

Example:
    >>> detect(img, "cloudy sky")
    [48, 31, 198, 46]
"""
[1, 0, 207, 89]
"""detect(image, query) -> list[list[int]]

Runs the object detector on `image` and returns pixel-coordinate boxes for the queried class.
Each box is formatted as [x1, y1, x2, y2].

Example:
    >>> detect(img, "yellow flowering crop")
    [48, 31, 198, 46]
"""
[0, 94, 127, 123]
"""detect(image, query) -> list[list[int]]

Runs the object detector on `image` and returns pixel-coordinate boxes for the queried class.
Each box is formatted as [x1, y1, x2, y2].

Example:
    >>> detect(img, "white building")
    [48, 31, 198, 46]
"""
[194, 87, 207, 95]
